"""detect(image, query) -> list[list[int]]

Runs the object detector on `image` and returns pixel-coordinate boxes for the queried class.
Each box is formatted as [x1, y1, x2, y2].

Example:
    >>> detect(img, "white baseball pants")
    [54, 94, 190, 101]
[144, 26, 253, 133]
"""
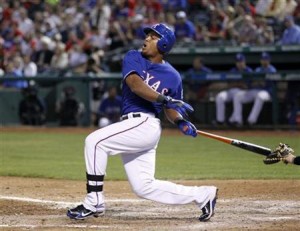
[215, 88, 241, 123]
[82, 112, 216, 212]
[229, 89, 271, 125]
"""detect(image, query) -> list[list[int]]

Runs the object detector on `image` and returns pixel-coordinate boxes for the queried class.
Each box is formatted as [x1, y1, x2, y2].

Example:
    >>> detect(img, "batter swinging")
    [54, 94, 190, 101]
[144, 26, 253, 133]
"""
[67, 23, 218, 222]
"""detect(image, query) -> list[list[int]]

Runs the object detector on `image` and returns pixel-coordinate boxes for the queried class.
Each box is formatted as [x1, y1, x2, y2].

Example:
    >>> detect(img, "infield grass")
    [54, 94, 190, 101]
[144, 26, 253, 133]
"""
[1, 129, 299, 180]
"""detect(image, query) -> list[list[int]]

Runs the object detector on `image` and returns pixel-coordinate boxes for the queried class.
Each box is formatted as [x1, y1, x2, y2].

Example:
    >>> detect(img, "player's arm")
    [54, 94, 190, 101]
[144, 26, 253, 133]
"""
[126, 73, 193, 115]
[164, 107, 197, 137]
[164, 108, 183, 124]
[125, 73, 161, 102]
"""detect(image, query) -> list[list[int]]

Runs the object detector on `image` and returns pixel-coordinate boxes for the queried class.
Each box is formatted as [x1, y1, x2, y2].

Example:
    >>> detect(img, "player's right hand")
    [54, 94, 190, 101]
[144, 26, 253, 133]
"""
[164, 96, 194, 117]
[177, 120, 197, 137]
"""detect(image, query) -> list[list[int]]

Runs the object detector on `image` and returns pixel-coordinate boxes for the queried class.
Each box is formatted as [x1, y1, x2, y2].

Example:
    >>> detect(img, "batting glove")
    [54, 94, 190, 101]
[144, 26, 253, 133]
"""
[163, 96, 194, 118]
[176, 119, 197, 137]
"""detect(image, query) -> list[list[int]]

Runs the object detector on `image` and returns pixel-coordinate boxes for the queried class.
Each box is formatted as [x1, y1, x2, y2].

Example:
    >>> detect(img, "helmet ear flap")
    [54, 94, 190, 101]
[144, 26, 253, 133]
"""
[157, 37, 168, 53]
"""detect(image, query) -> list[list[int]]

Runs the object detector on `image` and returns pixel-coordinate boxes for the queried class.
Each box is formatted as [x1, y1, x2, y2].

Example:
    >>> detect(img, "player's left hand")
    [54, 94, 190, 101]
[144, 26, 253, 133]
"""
[177, 120, 197, 137]
[164, 97, 194, 117]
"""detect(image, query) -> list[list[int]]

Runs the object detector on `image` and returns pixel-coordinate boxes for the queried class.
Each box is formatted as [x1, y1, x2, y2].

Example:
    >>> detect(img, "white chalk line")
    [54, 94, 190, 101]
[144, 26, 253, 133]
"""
[1, 195, 299, 208]
[0, 195, 145, 207]
[0, 224, 110, 229]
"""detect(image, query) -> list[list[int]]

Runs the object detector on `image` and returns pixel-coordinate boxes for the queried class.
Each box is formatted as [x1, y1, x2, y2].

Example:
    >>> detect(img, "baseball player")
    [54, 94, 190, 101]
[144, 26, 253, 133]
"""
[229, 52, 276, 127]
[264, 143, 300, 166]
[214, 53, 250, 125]
[284, 154, 300, 165]
[67, 24, 218, 222]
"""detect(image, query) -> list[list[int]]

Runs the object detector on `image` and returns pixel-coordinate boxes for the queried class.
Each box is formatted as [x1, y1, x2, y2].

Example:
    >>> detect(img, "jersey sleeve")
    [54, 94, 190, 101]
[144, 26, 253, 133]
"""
[174, 80, 183, 100]
[122, 50, 143, 80]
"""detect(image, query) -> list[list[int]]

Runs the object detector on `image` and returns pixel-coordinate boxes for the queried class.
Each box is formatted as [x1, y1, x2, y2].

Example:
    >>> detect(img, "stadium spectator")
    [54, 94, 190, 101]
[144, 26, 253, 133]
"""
[237, 15, 258, 45]
[285, 81, 300, 126]
[278, 0, 297, 22]
[214, 53, 251, 126]
[50, 43, 68, 70]
[255, 0, 273, 17]
[194, 23, 210, 43]
[206, 13, 225, 42]
[130, 14, 146, 44]
[68, 43, 88, 72]
[23, 53, 37, 77]
[1, 0, 299, 77]
[2, 57, 28, 89]
[228, 52, 276, 127]
[174, 11, 196, 42]
[56, 86, 84, 126]
[97, 86, 122, 128]
[32, 36, 54, 72]
[293, 0, 300, 24]
[265, 0, 286, 19]
[107, 19, 130, 50]
[163, 12, 176, 32]
[19, 86, 46, 126]
[15, 7, 34, 35]
[255, 16, 275, 45]
[279, 15, 300, 45]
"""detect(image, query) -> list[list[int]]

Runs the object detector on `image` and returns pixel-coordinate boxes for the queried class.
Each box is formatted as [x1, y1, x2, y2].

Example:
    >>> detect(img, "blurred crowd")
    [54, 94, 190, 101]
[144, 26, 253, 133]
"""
[0, 0, 300, 80]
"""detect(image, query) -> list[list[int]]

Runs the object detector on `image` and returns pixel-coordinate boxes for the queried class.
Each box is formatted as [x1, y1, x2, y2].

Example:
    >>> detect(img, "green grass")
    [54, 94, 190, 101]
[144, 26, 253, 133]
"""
[1, 130, 299, 180]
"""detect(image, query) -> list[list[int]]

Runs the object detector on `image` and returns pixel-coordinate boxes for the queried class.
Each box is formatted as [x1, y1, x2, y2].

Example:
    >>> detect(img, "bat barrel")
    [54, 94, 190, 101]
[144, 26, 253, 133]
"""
[231, 140, 271, 156]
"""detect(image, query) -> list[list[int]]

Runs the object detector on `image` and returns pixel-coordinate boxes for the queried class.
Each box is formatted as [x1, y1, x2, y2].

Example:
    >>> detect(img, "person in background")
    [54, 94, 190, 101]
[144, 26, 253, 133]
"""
[2, 57, 28, 89]
[97, 86, 122, 128]
[174, 11, 196, 42]
[23, 53, 37, 77]
[56, 86, 84, 126]
[279, 15, 300, 45]
[229, 52, 275, 127]
[214, 53, 251, 126]
[19, 86, 46, 125]
[255, 52, 277, 73]
[185, 56, 212, 102]
[284, 153, 300, 165]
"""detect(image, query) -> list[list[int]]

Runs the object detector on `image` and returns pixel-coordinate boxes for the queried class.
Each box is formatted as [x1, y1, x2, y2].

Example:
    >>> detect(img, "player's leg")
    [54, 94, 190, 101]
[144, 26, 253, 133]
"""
[215, 90, 229, 123]
[67, 116, 162, 219]
[228, 88, 246, 124]
[122, 150, 217, 220]
[247, 90, 271, 125]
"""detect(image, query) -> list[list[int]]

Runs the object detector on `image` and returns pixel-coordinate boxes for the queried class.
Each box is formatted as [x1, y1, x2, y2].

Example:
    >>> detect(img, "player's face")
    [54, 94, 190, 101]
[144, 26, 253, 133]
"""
[142, 31, 160, 57]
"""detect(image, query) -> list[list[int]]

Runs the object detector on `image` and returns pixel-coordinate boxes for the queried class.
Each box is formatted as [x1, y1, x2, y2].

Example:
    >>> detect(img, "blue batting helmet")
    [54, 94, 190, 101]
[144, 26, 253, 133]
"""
[143, 23, 176, 54]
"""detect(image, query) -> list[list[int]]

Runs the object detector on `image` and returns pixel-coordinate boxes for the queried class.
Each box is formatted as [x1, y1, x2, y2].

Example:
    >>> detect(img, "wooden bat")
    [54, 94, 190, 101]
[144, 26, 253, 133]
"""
[196, 130, 272, 156]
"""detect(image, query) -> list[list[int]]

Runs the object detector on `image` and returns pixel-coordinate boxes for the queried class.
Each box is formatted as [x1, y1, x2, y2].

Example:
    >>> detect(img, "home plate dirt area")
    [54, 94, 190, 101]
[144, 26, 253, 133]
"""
[0, 177, 300, 231]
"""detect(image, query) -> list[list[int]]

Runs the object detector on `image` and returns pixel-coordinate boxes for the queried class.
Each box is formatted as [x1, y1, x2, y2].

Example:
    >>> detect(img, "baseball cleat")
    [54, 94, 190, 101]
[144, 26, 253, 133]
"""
[199, 188, 218, 222]
[67, 204, 104, 220]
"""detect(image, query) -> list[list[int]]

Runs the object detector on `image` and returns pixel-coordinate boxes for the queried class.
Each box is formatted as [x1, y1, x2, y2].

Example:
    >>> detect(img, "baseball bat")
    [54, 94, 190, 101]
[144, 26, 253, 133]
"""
[196, 130, 271, 156]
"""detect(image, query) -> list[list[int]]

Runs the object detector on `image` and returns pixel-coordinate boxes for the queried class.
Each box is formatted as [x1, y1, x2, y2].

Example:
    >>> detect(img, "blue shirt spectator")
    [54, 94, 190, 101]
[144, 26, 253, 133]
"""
[174, 11, 196, 41]
[3, 62, 28, 89]
[280, 16, 300, 45]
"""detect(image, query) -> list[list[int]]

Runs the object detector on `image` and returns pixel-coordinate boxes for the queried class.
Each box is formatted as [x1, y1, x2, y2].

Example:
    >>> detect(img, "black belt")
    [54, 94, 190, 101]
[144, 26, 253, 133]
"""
[121, 113, 141, 120]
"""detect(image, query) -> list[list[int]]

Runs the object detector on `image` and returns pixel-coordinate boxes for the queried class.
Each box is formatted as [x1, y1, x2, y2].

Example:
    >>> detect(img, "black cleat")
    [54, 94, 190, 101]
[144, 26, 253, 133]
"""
[199, 188, 218, 222]
[67, 204, 103, 220]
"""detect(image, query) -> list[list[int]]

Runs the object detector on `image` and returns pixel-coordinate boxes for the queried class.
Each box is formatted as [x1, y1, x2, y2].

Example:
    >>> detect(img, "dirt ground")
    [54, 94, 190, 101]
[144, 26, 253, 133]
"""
[1, 127, 300, 230]
[1, 177, 300, 231]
